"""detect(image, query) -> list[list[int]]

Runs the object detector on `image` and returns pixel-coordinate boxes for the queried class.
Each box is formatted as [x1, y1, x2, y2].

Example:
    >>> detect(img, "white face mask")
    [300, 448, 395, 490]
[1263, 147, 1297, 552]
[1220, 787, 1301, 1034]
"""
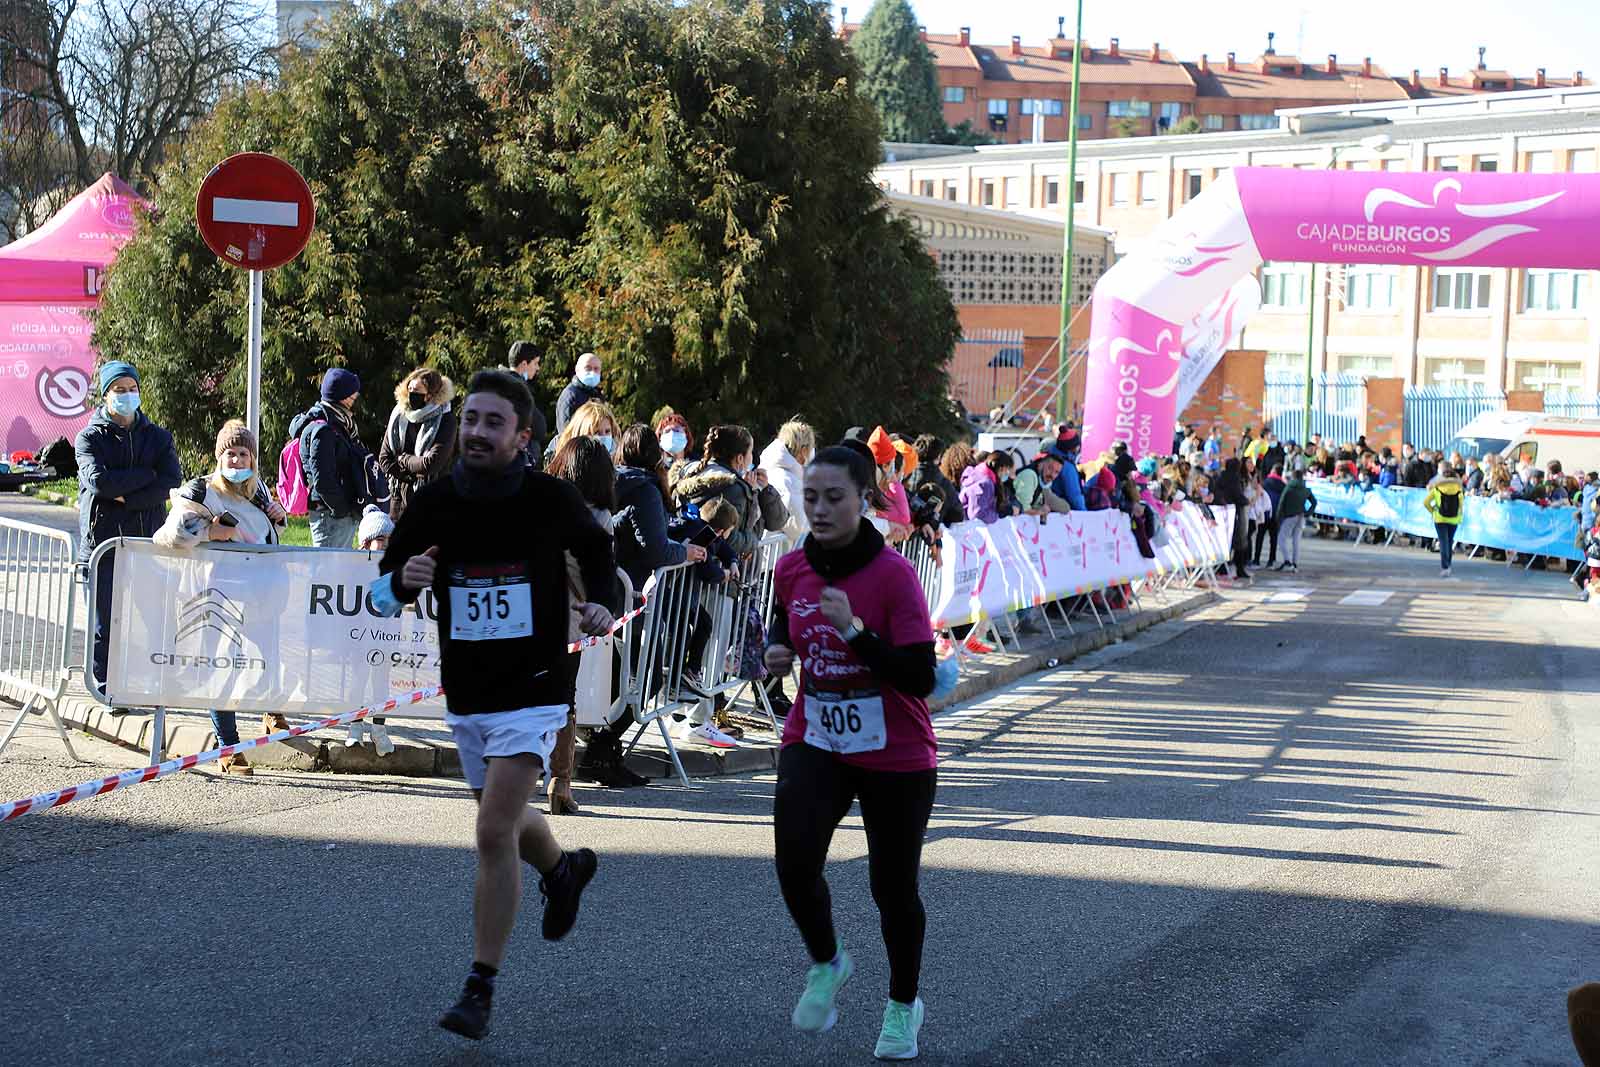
[222, 466, 253, 484]
[578, 369, 601, 389]
[661, 429, 687, 454]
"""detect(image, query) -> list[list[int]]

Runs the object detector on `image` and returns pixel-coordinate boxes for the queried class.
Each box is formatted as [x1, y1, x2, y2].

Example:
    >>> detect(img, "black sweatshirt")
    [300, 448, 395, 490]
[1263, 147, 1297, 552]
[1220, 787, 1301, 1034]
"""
[380, 461, 620, 715]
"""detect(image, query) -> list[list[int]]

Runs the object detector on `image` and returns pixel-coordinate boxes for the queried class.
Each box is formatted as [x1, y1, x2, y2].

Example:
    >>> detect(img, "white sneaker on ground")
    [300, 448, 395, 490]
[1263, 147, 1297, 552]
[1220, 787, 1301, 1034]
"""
[345, 721, 367, 747]
[874, 996, 925, 1060]
[1442, 567, 1452, 577]
[681, 722, 738, 749]
[369, 721, 395, 756]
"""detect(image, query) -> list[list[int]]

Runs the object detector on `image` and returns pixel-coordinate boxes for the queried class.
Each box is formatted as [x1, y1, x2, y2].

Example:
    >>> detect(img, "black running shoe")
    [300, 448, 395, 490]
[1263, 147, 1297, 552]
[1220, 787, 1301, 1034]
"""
[540, 848, 598, 941]
[439, 976, 493, 1040]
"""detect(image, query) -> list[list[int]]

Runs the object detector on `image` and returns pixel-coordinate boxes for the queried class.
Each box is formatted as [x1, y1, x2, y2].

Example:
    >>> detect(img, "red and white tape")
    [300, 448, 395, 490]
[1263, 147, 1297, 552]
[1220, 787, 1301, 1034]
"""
[2, 577, 659, 822]
[0, 685, 444, 823]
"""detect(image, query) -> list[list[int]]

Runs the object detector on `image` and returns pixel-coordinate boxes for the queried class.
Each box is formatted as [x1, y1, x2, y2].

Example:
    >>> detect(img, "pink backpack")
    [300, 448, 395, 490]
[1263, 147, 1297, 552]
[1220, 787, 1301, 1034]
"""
[276, 419, 323, 516]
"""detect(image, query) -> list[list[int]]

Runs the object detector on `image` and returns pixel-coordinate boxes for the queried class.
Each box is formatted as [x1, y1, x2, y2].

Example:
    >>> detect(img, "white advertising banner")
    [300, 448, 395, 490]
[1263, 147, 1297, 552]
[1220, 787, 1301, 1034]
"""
[929, 511, 1161, 629]
[106, 541, 448, 717]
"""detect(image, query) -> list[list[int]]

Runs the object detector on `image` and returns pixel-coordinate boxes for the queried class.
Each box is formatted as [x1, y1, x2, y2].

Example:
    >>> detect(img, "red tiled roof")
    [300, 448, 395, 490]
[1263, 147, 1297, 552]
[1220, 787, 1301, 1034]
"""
[1187, 61, 1411, 102]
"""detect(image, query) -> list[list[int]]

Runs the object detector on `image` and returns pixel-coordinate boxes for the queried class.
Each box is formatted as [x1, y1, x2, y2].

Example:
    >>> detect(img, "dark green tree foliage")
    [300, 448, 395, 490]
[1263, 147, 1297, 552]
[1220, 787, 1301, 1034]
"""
[847, 0, 943, 144]
[94, 0, 960, 471]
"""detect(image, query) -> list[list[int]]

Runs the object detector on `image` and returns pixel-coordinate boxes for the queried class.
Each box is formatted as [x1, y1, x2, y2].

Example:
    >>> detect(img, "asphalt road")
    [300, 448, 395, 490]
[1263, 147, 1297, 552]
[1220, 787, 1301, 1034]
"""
[1, 532, 1597, 1065]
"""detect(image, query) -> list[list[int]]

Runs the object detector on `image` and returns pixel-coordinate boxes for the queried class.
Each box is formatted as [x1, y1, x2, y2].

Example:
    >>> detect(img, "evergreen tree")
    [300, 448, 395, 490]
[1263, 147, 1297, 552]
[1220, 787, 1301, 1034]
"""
[848, 0, 943, 143]
[93, 0, 961, 472]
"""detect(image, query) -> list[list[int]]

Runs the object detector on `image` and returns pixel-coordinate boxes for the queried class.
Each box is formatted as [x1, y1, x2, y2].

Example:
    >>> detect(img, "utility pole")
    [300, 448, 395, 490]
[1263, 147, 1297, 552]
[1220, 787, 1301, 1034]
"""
[1056, 0, 1085, 423]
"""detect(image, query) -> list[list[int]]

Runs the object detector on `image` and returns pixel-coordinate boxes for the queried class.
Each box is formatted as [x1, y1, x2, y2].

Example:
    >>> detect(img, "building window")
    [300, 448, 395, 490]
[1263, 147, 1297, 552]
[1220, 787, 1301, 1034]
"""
[1106, 100, 1151, 118]
[943, 86, 967, 103]
[1527, 150, 1555, 172]
[1523, 269, 1589, 313]
[1202, 114, 1225, 131]
[1475, 157, 1498, 172]
[1512, 360, 1582, 392]
[1238, 114, 1279, 131]
[1044, 178, 1060, 206]
[1003, 177, 1022, 209]
[1423, 358, 1488, 387]
[943, 180, 958, 201]
[1073, 179, 1085, 204]
[1261, 262, 1307, 308]
[1571, 149, 1597, 172]
[980, 179, 996, 206]
[1184, 170, 1203, 200]
[1265, 351, 1303, 373]
[917, 180, 935, 198]
[1077, 113, 1092, 130]
[1337, 354, 1394, 375]
[1021, 99, 1064, 115]
[1109, 172, 1130, 206]
[1138, 171, 1159, 206]
[1157, 102, 1182, 129]
[1342, 266, 1397, 311]
[1432, 268, 1492, 312]
[987, 98, 1009, 115]
[1435, 157, 1458, 171]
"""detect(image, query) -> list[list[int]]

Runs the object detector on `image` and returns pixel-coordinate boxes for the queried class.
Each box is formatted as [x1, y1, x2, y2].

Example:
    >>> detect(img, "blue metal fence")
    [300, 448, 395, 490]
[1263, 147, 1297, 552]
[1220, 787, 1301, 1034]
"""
[1542, 391, 1600, 419]
[1402, 385, 1506, 451]
[1262, 373, 1364, 445]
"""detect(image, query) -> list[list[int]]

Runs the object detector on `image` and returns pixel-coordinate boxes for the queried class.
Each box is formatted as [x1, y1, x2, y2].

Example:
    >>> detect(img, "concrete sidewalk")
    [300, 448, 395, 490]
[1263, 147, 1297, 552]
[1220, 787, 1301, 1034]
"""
[6, 586, 1215, 781]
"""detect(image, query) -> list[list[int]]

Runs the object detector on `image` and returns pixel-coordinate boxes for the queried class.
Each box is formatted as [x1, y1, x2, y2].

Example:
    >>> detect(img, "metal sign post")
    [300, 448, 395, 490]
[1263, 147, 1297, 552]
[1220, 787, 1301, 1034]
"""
[247, 269, 263, 440]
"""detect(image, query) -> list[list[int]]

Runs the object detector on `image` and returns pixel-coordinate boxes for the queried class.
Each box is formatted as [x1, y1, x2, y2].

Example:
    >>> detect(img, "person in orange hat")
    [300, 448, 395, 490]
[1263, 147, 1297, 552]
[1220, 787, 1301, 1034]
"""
[866, 427, 913, 542]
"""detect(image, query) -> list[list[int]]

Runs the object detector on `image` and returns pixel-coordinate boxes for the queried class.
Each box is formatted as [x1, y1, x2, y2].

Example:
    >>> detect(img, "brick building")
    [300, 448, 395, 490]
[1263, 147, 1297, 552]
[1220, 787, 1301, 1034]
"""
[841, 20, 1585, 145]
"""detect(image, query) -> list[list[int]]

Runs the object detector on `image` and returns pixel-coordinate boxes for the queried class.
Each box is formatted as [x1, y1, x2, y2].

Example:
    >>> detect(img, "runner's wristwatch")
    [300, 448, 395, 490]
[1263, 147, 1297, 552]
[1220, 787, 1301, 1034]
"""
[841, 616, 865, 641]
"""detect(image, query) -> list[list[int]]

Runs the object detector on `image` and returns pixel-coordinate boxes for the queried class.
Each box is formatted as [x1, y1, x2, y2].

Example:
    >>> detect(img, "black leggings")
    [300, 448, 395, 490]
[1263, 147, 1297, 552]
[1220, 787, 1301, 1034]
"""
[773, 742, 938, 1004]
[1253, 516, 1279, 563]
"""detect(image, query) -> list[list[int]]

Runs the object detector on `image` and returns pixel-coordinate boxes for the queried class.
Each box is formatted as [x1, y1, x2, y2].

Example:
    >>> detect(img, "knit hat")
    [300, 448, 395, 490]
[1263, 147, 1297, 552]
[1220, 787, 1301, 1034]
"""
[215, 419, 257, 459]
[320, 368, 361, 402]
[98, 360, 139, 395]
[892, 438, 919, 476]
[866, 426, 897, 468]
[357, 504, 394, 547]
[1137, 457, 1159, 477]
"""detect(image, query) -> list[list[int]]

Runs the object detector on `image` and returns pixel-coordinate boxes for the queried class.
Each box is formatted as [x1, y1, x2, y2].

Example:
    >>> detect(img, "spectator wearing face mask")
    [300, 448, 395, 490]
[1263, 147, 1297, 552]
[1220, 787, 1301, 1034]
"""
[556, 351, 605, 433]
[378, 367, 456, 522]
[76, 360, 183, 708]
[153, 419, 287, 768]
[672, 425, 789, 558]
[960, 451, 1012, 524]
[289, 368, 371, 548]
[545, 399, 619, 467]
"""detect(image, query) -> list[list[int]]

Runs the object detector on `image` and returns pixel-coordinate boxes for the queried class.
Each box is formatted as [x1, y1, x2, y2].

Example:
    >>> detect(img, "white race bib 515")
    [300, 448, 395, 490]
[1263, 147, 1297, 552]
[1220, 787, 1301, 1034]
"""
[449, 577, 532, 642]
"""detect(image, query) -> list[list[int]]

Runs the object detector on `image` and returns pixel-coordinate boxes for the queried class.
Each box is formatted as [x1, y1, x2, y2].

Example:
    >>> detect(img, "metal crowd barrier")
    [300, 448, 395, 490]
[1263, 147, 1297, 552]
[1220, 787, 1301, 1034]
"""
[698, 532, 787, 731]
[0, 518, 80, 761]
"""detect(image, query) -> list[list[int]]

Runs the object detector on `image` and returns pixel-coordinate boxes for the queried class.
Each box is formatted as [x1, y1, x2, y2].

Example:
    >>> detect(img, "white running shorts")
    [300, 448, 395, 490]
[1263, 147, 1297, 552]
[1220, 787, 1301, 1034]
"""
[446, 705, 568, 790]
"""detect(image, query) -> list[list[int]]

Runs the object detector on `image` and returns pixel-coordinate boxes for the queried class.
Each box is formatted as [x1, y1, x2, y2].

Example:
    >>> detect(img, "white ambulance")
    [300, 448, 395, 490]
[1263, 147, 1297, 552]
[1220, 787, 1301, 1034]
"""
[1445, 411, 1600, 472]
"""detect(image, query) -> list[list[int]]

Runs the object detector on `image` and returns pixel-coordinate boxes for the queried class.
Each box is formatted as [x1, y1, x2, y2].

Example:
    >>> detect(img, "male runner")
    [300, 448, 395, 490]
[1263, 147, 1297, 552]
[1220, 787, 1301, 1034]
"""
[380, 369, 620, 1040]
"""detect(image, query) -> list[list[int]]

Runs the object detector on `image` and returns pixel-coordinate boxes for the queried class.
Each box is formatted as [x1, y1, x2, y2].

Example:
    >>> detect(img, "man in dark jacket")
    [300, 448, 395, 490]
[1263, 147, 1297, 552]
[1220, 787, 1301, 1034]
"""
[1211, 457, 1252, 580]
[905, 434, 964, 526]
[555, 352, 604, 433]
[1050, 429, 1088, 510]
[74, 360, 182, 704]
[288, 368, 370, 548]
[1259, 431, 1286, 483]
[508, 340, 551, 462]
[1402, 443, 1432, 489]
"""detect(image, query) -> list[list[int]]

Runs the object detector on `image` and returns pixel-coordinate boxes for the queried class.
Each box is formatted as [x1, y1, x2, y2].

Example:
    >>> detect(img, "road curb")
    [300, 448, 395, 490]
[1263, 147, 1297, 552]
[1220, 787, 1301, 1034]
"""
[18, 588, 1216, 782]
[18, 484, 74, 507]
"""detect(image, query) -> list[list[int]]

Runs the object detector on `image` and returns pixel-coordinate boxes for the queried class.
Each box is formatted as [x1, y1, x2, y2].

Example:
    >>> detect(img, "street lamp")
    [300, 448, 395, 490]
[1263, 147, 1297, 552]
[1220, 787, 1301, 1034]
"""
[1302, 131, 1397, 443]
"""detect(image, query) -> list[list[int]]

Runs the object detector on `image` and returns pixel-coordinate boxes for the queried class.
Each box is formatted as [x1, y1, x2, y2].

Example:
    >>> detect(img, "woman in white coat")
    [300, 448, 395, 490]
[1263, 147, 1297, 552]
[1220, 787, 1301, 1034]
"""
[153, 420, 287, 774]
[758, 419, 815, 547]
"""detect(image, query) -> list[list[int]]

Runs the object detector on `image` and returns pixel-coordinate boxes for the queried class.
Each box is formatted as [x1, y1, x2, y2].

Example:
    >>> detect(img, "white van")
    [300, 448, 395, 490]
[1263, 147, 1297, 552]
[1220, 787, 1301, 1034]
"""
[1445, 410, 1600, 473]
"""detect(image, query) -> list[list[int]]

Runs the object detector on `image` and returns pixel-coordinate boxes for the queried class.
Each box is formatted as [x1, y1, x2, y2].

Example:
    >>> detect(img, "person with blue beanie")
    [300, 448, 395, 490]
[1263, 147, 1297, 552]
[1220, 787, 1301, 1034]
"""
[74, 359, 182, 712]
[287, 367, 372, 547]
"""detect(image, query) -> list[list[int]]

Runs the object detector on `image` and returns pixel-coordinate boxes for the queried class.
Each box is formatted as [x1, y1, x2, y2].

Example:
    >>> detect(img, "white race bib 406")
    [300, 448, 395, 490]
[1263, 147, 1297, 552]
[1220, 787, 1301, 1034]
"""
[449, 578, 532, 642]
[803, 686, 887, 754]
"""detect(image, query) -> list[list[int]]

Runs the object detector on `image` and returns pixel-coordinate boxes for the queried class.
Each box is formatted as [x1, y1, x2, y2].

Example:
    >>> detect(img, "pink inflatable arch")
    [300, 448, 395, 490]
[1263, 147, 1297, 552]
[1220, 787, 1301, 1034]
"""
[1080, 167, 1600, 458]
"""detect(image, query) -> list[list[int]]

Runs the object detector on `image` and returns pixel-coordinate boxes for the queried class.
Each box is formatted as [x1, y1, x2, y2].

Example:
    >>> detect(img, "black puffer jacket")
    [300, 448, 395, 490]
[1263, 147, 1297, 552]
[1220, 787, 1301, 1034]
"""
[906, 461, 963, 526]
[672, 460, 787, 558]
[613, 464, 688, 588]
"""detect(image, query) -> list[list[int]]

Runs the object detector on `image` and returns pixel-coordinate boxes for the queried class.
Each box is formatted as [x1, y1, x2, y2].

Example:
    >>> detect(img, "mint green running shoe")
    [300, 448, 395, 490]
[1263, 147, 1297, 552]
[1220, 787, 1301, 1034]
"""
[874, 996, 925, 1060]
[791, 945, 853, 1032]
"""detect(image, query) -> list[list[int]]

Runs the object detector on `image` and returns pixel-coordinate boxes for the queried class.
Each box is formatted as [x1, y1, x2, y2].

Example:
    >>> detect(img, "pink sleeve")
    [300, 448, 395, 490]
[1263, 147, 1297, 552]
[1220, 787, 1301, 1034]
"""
[882, 481, 912, 525]
[882, 558, 934, 646]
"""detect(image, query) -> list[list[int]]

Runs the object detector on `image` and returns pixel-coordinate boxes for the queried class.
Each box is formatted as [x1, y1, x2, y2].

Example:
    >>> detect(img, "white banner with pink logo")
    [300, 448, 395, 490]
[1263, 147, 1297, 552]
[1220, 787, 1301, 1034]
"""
[1081, 167, 1600, 458]
[929, 510, 1202, 629]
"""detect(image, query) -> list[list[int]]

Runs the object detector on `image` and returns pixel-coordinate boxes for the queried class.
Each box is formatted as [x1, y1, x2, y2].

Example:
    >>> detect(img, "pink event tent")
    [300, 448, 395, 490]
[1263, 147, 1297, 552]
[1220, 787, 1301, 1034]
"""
[0, 174, 143, 458]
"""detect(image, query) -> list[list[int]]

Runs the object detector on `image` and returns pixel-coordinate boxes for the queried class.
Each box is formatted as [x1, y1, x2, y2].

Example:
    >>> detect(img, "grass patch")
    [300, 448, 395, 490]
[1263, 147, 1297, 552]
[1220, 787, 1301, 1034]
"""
[281, 516, 312, 546]
[31, 477, 78, 499]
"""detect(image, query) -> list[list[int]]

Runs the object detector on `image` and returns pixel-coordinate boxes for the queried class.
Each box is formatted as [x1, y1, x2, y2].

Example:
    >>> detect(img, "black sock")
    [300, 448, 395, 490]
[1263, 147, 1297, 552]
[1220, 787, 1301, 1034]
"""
[468, 961, 498, 996]
[542, 850, 570, 883]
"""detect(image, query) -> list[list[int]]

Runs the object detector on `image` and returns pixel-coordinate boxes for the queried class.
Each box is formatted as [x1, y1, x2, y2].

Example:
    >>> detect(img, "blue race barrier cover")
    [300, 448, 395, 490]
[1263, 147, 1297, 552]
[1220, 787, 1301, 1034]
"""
[1309, 482, 1582, 561]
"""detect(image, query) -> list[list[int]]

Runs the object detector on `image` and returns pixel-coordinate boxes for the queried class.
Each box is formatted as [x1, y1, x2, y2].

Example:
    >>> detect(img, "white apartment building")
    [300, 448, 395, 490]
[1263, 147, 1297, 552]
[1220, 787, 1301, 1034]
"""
[873, 86, 1600, 397]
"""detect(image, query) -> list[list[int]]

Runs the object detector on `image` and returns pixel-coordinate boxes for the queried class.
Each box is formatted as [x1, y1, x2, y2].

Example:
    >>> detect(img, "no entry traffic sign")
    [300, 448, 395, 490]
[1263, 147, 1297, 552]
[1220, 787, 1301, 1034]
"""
[195, 153, 315, 271]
